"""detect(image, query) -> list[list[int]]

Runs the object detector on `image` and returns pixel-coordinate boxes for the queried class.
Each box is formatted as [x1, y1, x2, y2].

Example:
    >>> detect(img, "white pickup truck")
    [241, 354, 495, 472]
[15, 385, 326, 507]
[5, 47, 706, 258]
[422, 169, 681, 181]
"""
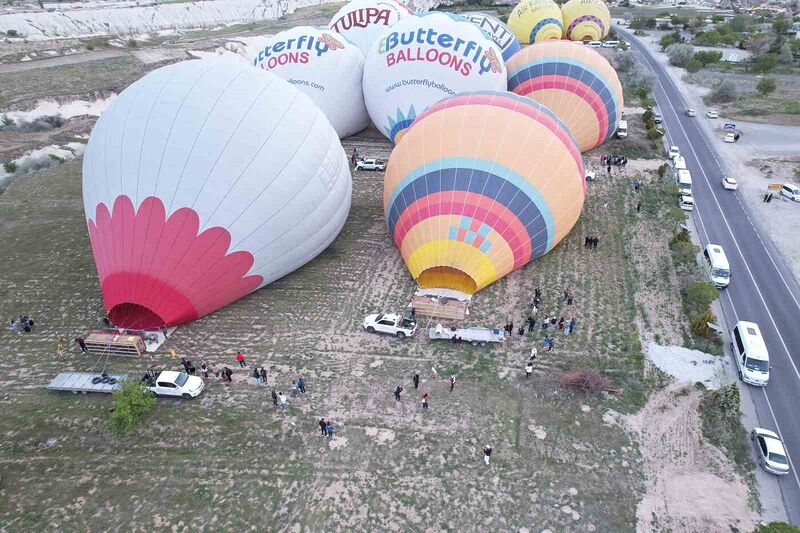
[142, 370, 205, 399]
[355, 158, 386, 171]
[363, 312, 417, 339]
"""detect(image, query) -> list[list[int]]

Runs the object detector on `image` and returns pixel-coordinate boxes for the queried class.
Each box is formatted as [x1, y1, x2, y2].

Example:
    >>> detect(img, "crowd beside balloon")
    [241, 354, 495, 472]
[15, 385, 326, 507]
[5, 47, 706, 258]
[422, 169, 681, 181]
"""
[81, 0, 621, 328]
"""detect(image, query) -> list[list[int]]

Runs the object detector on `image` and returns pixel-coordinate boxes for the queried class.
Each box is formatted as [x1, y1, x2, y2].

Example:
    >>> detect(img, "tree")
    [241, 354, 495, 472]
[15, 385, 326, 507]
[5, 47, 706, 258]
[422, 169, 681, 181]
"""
[666, 43, 695, 67]
[610, 49, 636, 72]
[754, 523, 800, 533]
[109, 379, 156, 435]
[711, 14, 725, 23]
[691, 308, 716, 337]
[694, 29, 721, 45]
[686, 58, 702, 72]
[708, 79, 737, 103]
[756, 77, 777, 96]
[772, 18, 792, 34]
[6, 29, 18, 37]
[685, 282, 718, 316]
[729, 14, 749, 32]
[660, 33, 678, 49]
[754, 53, 778, 73]
[779, 42, 794, 64]
[748, 34, 778, 57]
[694, 50, 723, 66]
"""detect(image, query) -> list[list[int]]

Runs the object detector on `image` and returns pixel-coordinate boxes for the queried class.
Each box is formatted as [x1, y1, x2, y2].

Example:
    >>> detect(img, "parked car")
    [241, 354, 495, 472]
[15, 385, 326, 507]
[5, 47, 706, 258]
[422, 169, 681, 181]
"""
[781, 183, 800, 202]
[679, 194, 694, 211]
[653, 111, 663, 124]
[724, 132, 736, 143]
[363, 312, 417, 339]
[585, 170, 596, 181]
[706, 109, 719, 119]
[751, 428, 790, 475]
[143, 371, 205, 399]
[601, 40, 619, 48]
[721, 177, 738, 190]
[685, 108, 697, 117]
[355, 158, 385, 171]
[668, 145, 681, 160]
[585, 40, 602, 47]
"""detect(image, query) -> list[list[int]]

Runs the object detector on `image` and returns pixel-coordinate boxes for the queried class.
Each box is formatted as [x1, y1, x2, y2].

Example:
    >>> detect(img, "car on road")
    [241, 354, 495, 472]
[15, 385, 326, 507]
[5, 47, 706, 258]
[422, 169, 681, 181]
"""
[721, 177, 738, 190]
[653, 111, 663, 124]
[706, 109, 719, 119]
[601, 40, 619, 48]
[724, 132, 736, 143]
[673, 155, 687, 170]
[685, 108, 697, 117]
[668, 146, 681, 160]
[679, 194, 694, 211]
[144, 371, 205, 399]
[781, 183, 800, 202]
[585, 40, 602, 47]
[355, 158, 385, 171]
[363, 312, 417, 339]
[731, 321, 770, 386]
[751, 428, 790, 475]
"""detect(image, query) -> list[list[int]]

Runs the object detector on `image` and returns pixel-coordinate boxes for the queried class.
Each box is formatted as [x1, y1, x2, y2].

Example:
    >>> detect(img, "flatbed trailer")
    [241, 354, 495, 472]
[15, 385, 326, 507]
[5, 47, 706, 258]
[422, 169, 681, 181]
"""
[46, 372, 127, 394]
[428, 326, 505, 347]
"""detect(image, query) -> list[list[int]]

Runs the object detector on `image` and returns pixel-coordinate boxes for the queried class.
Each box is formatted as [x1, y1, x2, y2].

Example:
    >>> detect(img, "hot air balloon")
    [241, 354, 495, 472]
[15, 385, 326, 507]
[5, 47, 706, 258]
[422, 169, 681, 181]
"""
[363, 12, 507, 143]
[463, 12, 521, 62]
[384, 90, 585, 295]
[507, 0, 563, 44]
[82, 58, 352, 329]
[329, 0, 413, 55]
[506, 40, 623, 152]
[561, 0, 610, 41]
[249, 26, 369, 138]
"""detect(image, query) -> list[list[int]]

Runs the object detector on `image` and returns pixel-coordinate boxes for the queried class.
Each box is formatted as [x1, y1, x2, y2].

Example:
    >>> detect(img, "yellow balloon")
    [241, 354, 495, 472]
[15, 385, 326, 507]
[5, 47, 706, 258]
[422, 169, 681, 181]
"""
[508, 0, 563, 44]
[561, 0, 611, 41]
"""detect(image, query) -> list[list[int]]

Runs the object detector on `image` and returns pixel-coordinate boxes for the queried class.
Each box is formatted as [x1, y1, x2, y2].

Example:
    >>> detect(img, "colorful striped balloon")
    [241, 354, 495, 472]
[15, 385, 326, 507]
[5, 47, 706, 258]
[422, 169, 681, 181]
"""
[561, 0, 610, 41]
[384, 90, 585, 295]
[506, 40, 623, 152]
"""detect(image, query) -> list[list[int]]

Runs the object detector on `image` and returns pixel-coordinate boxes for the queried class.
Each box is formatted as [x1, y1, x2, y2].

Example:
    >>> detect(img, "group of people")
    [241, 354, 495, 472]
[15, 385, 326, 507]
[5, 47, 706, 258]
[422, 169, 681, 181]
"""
[584, 236, 600, 249]
[9, 314, 34, 334]
[601, 154, 628, 167]
[762, 192, 775, 203]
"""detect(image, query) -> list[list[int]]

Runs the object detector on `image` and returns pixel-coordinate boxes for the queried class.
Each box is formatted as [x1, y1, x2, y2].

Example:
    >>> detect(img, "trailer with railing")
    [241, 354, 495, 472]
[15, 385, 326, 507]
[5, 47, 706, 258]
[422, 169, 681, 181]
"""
[428, 325, 505, 347]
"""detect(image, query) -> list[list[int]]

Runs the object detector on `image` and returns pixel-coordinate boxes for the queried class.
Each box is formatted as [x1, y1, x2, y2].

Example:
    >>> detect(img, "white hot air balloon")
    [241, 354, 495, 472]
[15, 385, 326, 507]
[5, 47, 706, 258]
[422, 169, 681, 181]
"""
[82, 58, 352, 329]
[329, 0, 413, 55]
[249, 26, 369, 138]
[362, 12, 508, 143]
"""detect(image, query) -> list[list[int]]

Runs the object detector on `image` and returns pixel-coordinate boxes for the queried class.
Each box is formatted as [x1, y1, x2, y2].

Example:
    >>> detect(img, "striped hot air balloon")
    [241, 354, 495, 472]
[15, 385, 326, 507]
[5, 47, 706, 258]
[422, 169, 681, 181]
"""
[561, 0, 611, 41]
[507, 0, 564, 44]
[82, 58, 352, 329]
[506, 40, 623, 152]
[384, 90, 585, 295]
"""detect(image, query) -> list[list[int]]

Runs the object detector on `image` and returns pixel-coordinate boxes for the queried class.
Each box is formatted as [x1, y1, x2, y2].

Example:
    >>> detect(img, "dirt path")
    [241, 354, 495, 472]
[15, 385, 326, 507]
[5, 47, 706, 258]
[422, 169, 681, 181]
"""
[626, 382, 758, 533]
[0, 49, 130, 73]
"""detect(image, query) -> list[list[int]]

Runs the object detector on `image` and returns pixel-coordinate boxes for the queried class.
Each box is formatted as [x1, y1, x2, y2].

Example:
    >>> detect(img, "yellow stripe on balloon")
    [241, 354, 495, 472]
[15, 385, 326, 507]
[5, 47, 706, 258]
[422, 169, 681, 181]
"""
[406, 240, 498, 292]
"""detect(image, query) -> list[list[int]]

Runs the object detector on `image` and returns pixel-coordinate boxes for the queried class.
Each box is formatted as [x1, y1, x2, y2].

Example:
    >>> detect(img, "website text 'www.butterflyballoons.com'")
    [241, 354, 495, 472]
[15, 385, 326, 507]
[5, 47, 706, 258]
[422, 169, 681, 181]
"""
[385, 78, 456, 95]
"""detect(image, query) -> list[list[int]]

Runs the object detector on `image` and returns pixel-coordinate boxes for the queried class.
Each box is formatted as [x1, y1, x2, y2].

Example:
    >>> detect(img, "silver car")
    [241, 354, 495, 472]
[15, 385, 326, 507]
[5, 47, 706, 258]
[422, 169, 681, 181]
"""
[751, 428, 790, 475]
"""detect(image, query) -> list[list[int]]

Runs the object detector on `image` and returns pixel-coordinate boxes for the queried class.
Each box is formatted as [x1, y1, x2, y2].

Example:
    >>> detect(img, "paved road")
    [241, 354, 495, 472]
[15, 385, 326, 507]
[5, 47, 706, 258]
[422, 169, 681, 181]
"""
[0, 49, 128, 74]
[619, 28, 800, 523]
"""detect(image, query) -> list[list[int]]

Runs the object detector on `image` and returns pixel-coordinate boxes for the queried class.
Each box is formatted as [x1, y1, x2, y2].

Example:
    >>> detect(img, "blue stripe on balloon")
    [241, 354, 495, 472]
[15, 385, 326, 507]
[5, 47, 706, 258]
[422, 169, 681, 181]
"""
[508, 59, 619, 142]
[529, 17, 563, 43]
[386, 158, 554, 254]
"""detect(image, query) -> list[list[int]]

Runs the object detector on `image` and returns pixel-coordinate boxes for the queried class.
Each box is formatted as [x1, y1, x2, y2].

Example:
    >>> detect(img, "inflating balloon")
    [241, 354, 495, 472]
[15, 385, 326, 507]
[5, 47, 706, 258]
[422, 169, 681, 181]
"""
[82, 58, 352, 329]
[507, 40, 623, 152]
[329, 0, 413, 55]
[384, 90, 585, 294]
[249, 26, 369, 138]
[363, 12, 507, 143]
[561, 0, 610, 41]
[507, 0, 563, 44]
[463, 12, 521, 62]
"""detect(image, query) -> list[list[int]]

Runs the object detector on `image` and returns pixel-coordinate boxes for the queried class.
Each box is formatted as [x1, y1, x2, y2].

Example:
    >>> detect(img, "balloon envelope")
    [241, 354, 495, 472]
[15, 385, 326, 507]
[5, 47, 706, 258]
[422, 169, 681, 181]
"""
[507, 0, 563, 44]
[462, 12, 521, 62]
[249, 26, 369, 138]
[363, 12, 507, 143]
[507, 40, 623, 152]
[384, 90, 585, 294]
[561, 0, 611, 41]
[82, 58, 352, 329]
[329, 0, 413, 55]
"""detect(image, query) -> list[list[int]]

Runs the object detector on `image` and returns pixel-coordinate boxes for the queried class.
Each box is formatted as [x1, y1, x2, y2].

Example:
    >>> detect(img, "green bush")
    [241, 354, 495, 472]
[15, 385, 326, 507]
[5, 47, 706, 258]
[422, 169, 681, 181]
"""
[694, 50, 722, 66]
[700, 384, 749, 468]
[658, 163, 670, 179]
[669, 228, 691, 248]
[686, 58, 701, 73]
[684, 281, 717, 316]
[7, 29, 18, 37]
[756, 77, 777, 96]
[3, 161, 17, 174]
[754, 53, 778, 74]
[646, 127, 663, 140]
[755, 523, 800, 533]
[671, 240, 698, 267]
[109, 379, 156, 435]
[127, 39, 138, 48]
[690, 308, 716, 337]
[707, 80, 737, 104]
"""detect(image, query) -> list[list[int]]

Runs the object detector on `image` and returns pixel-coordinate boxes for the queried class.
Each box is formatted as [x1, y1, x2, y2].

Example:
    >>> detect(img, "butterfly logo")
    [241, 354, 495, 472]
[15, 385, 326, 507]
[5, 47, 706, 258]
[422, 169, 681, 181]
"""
[320, 33, 345, 50]
[484, 48, 502, 74]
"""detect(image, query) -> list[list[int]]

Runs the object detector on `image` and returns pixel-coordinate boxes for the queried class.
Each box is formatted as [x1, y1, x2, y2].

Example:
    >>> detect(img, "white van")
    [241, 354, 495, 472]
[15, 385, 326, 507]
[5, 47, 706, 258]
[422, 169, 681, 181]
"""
[586, 41, 602, 48]
[616, 120, 628, 138]
[675, 169, 692, 195]
[602, 40, 620, 48]
[731, 321, 769, 386]
[673, 156, 687, 171]
[703, 243, 730, 288]
[679, 194, 694, 211]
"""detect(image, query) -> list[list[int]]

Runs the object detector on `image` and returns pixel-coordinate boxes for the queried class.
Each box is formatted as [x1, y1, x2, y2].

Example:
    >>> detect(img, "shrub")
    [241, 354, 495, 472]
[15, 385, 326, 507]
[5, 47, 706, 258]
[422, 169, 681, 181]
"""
[756, 77, 777, 96]
[754, 53, 778, 73]
[684, 281, 718, 316]
[700, 384, 749, 468]
[660, 33, 678, 49]
[646, 127, 663, 140]
[694, 50, 722, 66]
[690, 308, 716, 337]
[666, 43, 695, 67]
[127, 39, 138, 48]
[707, 80, 737, 104]
[669, 228, 691, 248]
[109, 379, 156, 435]
[686, 58, 701, 73]
[558, 368, 614, 393]
[658, 163, 670, 179]
[671, 240, 698, 268]
[7, 29, 18, 37]
[642, 109, 653, 123]
[3, 161, 17, 174]
[755, 523, 800, 533]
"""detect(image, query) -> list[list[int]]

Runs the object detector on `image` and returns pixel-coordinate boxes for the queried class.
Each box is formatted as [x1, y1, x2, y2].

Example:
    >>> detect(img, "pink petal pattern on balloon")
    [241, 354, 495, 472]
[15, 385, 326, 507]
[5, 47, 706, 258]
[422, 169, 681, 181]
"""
[87, 195, 263, 329]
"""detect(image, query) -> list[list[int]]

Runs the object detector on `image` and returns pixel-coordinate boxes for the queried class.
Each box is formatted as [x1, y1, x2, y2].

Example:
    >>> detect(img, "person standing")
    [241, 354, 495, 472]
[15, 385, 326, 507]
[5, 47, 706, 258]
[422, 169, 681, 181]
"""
[278, 392, 287, 410]
[297, 376, 306, 394]
[421, 393, 429, 410]
[567, 291, 574, 306]
[568, 317, 577, 335]
[200, 361, 209, 379]
[410, 307, 416, 321]
[235, 351, 247, 367]
[260, 367, 267, 384]
[517, 325, 525, 337]
[547, 336, 554, 352]
[252, 367, 261, 384]
[325, 420, 335, 438]
[525, 362, 533, 379]
[527, 316, 535, 333]
[412, 372, 420, 390]
[584, 235, 590, 248]
[563, 288, 569, 304]
[483, 445, 493, 465]
[558, 317, 565, 331]
[74, 336, 87, 352]
[271, 389, 278, 406]
[449, 374, 456, 392]
[530, 346, 537, 360]
[636, 202, 641, 213]
[394, 385, 403, 401]
[319, 418, 327, 436]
